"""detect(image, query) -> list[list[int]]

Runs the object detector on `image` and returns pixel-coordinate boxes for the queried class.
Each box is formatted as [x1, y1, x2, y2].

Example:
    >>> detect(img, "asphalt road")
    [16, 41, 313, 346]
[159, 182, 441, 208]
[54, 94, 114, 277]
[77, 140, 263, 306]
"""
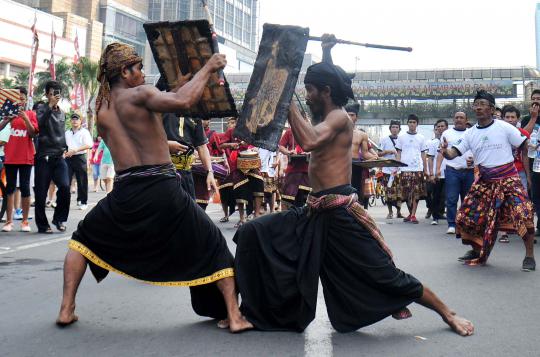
[1, 192, 540, 357]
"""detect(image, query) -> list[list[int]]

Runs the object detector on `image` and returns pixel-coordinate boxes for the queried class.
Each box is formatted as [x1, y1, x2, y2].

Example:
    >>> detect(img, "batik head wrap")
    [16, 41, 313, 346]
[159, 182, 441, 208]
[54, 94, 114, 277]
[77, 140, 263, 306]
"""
[96, 43, 143, 111]
[474, 89, 495, 106]
[304, 62, 355, 104]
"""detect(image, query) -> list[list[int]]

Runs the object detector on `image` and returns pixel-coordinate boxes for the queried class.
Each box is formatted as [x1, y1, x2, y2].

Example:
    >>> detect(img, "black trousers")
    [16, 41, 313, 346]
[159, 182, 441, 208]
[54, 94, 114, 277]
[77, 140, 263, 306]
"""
[426, 179, 446, 218]
[34, 156, 70, 231]
[67, 154, 88, 204]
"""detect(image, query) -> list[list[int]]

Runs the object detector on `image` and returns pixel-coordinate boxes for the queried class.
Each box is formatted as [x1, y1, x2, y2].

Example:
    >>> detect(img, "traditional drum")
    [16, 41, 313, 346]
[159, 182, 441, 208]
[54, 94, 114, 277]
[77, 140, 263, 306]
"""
[237, 150, 261, 171]
[192, 158, 228, 180]
[289, 153, 309, 163]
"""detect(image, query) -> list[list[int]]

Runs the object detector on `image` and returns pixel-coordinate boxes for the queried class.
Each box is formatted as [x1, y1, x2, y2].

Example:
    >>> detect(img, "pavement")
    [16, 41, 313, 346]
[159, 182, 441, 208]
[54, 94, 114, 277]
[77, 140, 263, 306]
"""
[1, 192, 540, 356]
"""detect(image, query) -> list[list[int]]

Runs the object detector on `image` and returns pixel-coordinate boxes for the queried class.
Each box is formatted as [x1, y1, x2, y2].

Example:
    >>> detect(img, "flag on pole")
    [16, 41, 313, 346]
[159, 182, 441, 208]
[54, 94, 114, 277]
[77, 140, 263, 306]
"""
[28, 14, 39, 100]
[70, 31, 85, 110]
[50, 22, 57, 80]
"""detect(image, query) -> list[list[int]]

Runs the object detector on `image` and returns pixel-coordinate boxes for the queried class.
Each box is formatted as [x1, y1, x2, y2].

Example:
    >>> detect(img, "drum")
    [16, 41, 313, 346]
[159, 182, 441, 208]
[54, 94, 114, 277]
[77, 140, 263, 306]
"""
[237, 150, 261, 170]
[192, 162, 228, 180]
[289, 153, 309, 163]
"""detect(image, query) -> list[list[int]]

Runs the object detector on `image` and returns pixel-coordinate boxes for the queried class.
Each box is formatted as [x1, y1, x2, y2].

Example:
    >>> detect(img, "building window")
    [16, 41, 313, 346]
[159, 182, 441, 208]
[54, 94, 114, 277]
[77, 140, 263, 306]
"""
[115, 12, 140, 39]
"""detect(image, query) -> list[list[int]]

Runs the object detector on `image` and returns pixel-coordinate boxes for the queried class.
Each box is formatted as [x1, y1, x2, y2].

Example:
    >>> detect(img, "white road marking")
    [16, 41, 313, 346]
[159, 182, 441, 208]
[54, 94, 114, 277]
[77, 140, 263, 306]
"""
[0, 235, 71, 255]
[304, 282, 333, 356]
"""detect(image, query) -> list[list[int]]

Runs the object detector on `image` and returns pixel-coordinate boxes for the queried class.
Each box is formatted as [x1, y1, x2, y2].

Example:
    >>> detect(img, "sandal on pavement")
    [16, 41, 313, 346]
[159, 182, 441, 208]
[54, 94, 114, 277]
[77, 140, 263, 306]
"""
[52, 220, 66, 232]
[234, 221, 245, 229]
[386, 213, 393, 219]
[38, 227, 53, 234]
[498, 235, 510, 243]
[219, 216, 229, 223]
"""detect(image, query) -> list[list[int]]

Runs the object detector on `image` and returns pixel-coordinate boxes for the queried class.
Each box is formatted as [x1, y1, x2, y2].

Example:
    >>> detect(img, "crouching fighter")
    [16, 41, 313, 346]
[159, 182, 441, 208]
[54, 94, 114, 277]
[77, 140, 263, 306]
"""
[55, 43, 252, 332]
[233, 49, 473, 336]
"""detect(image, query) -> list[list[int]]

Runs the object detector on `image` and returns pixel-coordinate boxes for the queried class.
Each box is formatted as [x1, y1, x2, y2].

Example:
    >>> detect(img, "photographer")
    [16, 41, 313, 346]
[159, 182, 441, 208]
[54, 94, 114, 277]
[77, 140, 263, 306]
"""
[0, 87, 38, 232]
[34, 81, 70, 233]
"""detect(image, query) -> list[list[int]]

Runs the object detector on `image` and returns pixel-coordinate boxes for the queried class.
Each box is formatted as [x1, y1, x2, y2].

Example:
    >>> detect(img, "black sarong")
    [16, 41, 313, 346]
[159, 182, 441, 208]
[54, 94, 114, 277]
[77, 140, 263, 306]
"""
[69, 164, 233, 319]
[233, 185, 423, 332]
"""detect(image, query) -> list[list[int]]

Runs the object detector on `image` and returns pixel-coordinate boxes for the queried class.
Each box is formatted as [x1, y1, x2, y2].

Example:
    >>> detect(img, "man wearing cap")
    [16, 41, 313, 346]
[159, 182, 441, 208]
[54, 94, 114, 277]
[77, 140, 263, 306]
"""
[65, 113, 93, 210]
[442, 90, 536, 271]
[233, 35, 474, 336]
[56, 43, 252, 332]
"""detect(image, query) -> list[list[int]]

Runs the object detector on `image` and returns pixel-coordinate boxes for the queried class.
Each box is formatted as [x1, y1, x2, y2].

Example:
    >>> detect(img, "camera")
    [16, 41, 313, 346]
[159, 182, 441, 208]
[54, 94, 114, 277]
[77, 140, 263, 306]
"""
[53, 89, 61, 96]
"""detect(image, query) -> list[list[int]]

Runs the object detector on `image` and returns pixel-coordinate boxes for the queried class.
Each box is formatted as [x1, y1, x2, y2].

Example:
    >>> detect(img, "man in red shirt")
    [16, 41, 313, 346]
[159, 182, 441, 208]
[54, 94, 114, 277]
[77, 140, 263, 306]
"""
[216, 118, 237, 223]
[498, 105, 531, 243]
[278, 127, 311, 209]
[0, 87, 38, 232]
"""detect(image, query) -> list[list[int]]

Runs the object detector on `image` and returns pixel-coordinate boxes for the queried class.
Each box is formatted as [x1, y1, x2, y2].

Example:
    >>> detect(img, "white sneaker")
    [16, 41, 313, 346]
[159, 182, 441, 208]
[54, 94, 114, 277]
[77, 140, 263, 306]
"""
[79, 204, 88, 210]
[446, 227, 456, 234]
[431, 220, 438, 225]
[76, 201, 82, 206]
[21, 221, 31, 232]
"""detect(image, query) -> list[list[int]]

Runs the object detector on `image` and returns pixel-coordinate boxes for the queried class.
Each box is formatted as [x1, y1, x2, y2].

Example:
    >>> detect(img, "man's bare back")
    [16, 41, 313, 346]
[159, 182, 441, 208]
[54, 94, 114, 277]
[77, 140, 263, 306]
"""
[97, 90, 170, 172]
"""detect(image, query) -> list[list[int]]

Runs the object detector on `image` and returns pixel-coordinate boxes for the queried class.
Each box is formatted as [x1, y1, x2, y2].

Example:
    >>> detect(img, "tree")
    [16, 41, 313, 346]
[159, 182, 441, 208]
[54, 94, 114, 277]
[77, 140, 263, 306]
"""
[1, 78, 14, 88]
[14, 71, 29, 88]
[72, 57, 99, 134]
[34, 58, 74, 100]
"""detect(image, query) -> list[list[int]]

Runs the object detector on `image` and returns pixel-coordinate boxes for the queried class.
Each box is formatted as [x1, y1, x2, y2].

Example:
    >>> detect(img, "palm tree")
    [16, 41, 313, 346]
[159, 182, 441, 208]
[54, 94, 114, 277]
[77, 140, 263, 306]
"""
[35, 58, 74, 100]
[1, 78, 14, 88]
[14, 71, 29, 88]
[72, 57, 99, 134]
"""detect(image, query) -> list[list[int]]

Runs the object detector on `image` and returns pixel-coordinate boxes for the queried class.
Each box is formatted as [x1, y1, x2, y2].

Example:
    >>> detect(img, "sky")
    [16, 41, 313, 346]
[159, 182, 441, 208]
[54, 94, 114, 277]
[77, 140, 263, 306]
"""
[259, 0, 539, 71]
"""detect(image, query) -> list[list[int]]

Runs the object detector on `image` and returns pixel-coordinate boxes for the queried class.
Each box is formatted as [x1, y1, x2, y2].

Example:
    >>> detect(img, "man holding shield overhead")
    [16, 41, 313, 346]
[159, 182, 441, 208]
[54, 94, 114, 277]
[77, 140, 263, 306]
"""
[56, 43, 252, 333]
[233, 35, 473, 336]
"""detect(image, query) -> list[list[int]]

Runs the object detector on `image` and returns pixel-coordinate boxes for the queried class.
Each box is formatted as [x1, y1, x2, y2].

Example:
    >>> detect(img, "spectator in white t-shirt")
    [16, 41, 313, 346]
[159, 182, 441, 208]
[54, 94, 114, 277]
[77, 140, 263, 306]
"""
[65, 113, 93, 210]
[438, 112, 474, 235]
[442, 90, 535, 271]
[395, 114, 428, 224]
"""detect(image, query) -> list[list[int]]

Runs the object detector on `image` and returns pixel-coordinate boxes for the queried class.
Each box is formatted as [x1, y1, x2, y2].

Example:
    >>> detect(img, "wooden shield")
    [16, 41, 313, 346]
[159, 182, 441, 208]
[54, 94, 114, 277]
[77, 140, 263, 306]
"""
[234, 24, 309, 151]
[144, 20, 237, 119]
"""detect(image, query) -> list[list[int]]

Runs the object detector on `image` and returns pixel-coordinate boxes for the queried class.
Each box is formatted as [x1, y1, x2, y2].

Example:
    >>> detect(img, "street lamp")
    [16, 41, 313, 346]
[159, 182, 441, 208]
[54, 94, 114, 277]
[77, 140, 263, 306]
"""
[354, 56, 360, 73]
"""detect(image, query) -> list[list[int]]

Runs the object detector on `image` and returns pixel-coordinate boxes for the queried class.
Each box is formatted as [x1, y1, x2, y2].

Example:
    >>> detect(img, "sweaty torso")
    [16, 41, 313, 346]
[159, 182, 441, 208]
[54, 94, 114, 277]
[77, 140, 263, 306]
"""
[308, 110, 353, 193]
[96, 87, 171, 172]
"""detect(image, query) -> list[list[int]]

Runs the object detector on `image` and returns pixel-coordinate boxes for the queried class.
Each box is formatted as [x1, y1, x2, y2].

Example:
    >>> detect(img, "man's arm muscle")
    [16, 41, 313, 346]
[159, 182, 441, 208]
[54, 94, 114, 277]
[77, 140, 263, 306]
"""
[288, 103, 348, 152]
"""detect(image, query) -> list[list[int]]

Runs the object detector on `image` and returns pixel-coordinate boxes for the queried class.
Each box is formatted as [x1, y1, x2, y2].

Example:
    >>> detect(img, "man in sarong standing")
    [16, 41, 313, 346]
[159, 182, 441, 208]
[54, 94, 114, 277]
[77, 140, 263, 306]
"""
[442, 90, 536, 271]
[55, 43, 252, 332]
[233, 36, 474, 336]
[395, 114, 428, 224]
[378, 120, 404, 219]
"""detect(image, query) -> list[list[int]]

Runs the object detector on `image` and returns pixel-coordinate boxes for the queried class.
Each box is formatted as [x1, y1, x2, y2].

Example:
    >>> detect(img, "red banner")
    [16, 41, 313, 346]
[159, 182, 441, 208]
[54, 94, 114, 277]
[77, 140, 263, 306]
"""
[28, 14, 39, 98]
[50, 23, 56, 80]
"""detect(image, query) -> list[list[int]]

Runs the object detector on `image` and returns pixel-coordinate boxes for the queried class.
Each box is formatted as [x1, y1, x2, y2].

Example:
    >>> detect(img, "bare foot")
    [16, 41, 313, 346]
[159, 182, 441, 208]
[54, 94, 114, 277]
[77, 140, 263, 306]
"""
[56, 305, 79, 327]
[445, 315, 474, 336]
[229, 315, 254, 333]
[392, 307, 413, 320]
[217, 319, 229, 329]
